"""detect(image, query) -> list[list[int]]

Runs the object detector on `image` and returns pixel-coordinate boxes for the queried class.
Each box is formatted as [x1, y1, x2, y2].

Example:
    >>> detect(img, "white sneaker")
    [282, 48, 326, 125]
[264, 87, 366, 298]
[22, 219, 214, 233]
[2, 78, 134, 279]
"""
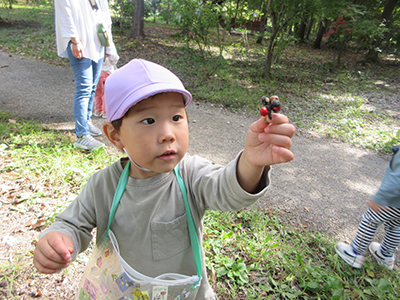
[74, 135, 105, 151]
[369, 242, 395, 270]
[87, 120, 102, 136]
[335, 242, 365, 269]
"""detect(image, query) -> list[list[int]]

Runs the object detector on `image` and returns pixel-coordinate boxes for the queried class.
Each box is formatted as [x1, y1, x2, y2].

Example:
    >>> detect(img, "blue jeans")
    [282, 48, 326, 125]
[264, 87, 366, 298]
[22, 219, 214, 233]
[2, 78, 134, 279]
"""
[67, 42, 103, 136]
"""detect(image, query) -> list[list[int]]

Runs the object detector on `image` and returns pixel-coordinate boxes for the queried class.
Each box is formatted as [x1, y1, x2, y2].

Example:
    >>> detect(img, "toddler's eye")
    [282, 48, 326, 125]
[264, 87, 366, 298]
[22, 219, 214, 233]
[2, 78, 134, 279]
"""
[172, 115, 182, 122]
[142, 118, 155, 124]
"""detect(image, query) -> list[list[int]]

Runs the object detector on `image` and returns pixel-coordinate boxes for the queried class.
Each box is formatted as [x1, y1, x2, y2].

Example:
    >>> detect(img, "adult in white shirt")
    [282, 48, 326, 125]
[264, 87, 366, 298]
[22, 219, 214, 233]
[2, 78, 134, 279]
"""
[54, 0, 117, 150]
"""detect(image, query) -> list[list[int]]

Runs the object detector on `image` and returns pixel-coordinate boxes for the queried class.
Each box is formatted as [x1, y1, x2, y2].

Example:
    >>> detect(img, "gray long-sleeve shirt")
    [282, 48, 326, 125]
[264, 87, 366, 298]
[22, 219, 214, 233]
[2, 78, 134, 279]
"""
[372, 147, 400, 208]
[41, 153, 271, 299]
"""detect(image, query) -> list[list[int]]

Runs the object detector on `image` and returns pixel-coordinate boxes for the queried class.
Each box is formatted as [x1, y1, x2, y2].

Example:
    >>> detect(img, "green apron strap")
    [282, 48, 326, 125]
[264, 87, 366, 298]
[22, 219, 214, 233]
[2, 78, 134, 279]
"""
[106, 160, 131, 236]
[173, 164, 203, 284]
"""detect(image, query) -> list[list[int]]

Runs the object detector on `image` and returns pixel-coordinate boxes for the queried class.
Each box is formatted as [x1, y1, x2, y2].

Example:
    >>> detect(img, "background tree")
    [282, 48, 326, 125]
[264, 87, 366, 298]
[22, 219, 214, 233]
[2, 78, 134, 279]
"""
[323, 7, 359, 68]
[111, 0, 135, 29]
[172, 0, 227, 76]
[146, 0, 162, 22]
[262, 0, 302, 77]
[130, 0, 145, 40]
[363, 0, 399, 64]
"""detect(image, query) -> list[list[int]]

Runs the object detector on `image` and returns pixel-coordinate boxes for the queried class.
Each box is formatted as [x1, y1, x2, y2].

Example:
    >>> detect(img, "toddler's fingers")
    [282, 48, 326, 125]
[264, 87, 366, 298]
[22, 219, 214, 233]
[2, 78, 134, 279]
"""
[267, 113, 290, 125]
[33, 248, 69, 274]
[264, 123, 295, 138]
[48, 234, 73, 261]
[252, 113, 291, 135]
[259, 132, 293, 150]
[272, 146, 294, 164]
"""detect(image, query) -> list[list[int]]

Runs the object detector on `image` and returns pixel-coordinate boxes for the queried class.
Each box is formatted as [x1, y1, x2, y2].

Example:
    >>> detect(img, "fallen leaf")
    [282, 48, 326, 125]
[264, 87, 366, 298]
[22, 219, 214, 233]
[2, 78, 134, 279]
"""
[211, 267, 216, 282]
[34, 288, 42, 297]
[31, 219, 47, 229]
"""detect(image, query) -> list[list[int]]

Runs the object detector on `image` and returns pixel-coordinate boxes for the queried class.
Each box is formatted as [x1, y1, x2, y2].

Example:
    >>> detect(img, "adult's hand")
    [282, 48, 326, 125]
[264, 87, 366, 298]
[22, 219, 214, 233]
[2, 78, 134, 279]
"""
[71, 40, 83, 59]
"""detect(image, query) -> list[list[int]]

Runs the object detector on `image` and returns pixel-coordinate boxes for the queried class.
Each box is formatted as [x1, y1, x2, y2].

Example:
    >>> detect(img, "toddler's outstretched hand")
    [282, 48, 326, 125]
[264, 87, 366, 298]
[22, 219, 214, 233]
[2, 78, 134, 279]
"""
[33, 231, 74, 274]
[244, 113, 295, 167]
[237, 113, 294, 193]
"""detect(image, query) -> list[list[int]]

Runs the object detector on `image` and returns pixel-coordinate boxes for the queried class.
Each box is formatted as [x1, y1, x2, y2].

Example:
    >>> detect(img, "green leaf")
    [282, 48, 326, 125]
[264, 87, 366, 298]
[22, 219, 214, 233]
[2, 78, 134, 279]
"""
[239, 272, 249, 283]
[237, 262, 246, 272]
[216, 266, 227, 277]
[366, 269, 375, 278]
[308, 281, 320, 290]
[377, 278, 391, 292]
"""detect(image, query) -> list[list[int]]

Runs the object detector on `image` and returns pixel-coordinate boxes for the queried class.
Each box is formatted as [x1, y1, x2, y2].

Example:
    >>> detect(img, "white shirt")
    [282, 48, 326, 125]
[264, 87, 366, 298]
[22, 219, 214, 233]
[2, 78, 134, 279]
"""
[54, 0, 115, 62]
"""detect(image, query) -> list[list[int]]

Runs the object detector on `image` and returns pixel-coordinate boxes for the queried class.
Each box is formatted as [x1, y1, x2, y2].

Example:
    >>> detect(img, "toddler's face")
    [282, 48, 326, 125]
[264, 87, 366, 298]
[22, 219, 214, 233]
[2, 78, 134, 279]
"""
[118, 92, 189, 179]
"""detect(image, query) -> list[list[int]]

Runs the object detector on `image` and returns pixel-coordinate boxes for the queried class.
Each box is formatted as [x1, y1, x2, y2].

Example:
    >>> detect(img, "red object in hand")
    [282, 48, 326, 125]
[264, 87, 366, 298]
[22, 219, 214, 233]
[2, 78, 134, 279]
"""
[273, 106, 281, 112]
[260, 107, 268, 117]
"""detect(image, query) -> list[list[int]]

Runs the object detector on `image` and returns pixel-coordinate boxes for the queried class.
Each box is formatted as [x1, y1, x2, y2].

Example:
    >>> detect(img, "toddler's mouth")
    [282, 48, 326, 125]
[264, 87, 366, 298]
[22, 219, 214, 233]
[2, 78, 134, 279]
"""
[158, 150, 176, 161]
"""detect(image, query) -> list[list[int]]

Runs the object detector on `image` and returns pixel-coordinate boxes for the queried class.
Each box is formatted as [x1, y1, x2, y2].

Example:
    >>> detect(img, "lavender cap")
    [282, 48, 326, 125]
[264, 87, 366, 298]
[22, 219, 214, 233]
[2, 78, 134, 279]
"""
[105, 59, 192, 122]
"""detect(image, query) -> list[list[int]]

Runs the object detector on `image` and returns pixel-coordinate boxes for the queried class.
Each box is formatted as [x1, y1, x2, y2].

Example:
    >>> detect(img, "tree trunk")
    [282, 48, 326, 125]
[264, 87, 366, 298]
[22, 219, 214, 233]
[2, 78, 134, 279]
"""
[297, 19, 306, 42]
[262, 0, 293, 77]
[263, 27, 279, 77]
[256, 14, 267, 44]
[381, 0, 398, 20]
[129, 0, 145, 40]
[363, 0, 398, 64]
[119, 0, 124, 29]
[313, 19, 327, 49]
[305, 17, 314, 40]
[166, 0, 170, 25]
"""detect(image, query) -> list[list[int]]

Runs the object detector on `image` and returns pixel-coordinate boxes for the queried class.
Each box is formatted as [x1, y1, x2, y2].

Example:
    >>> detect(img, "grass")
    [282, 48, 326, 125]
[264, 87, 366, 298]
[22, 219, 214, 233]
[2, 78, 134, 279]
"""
[1, 3, 399, 154]
[1, 112, 399, 299]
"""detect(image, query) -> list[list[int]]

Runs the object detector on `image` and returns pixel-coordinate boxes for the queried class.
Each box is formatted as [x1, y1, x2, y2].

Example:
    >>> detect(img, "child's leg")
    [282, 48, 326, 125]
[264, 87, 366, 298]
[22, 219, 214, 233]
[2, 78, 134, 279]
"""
[100, 72, 110, 113]
[352, 206, 400, 256]
[94, 71, 107, 113]
[351, 208, 383, 255]
[381, 210, 400, 256]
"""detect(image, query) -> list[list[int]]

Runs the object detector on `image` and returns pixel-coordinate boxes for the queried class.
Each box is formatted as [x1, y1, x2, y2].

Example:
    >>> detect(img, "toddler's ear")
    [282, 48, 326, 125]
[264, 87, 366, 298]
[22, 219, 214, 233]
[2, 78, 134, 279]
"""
[103, 122, 124, 149]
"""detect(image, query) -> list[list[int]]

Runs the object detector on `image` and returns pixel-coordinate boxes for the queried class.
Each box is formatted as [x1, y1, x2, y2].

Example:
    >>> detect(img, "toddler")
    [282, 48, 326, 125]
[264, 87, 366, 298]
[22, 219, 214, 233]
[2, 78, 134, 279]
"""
[33, 59, 295, 299]
[336, 145, 400, 270]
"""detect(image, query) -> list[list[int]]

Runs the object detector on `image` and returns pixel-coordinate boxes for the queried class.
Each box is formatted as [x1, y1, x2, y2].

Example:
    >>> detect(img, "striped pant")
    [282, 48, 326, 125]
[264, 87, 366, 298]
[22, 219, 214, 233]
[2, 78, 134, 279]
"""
[351, 206, 400, 257]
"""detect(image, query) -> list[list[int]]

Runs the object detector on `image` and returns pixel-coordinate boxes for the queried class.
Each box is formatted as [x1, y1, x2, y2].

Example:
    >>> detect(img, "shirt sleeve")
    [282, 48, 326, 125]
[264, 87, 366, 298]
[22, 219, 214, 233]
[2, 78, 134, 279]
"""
[54, 0, 78, 39]
[182, 152, 271, 212]
[39, 179, 97, 261]
[39, 163, 120, 261]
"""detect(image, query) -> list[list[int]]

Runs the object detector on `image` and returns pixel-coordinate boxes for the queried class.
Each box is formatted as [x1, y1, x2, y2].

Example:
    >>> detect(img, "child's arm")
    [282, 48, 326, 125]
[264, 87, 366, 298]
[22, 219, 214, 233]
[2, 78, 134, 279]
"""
[33, 231, 74, 274]
[237, 113, 295, 193]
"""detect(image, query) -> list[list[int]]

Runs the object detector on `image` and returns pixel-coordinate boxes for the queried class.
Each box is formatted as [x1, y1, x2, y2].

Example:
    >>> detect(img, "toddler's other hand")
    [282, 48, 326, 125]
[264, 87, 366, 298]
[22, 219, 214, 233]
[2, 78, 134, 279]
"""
[33, 231, 74, 274]
[368, 200, 389, 214]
